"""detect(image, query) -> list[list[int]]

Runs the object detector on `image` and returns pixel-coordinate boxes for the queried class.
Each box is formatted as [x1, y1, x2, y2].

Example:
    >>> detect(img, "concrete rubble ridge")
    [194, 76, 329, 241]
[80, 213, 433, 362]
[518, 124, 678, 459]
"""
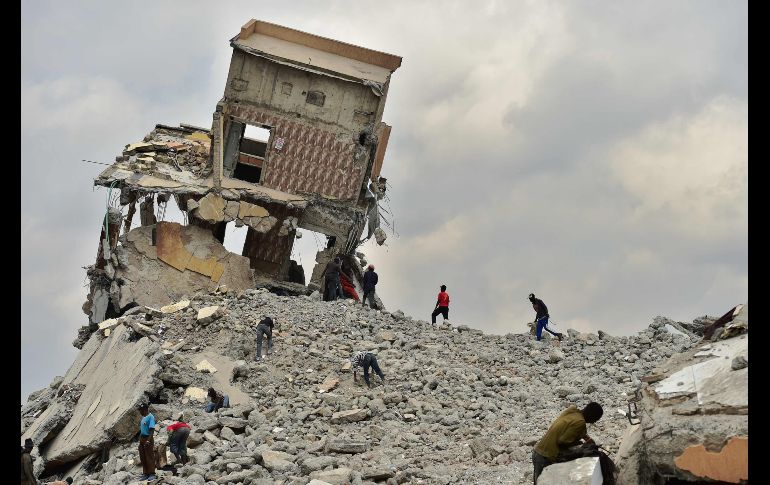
[24, 284, 747, 483]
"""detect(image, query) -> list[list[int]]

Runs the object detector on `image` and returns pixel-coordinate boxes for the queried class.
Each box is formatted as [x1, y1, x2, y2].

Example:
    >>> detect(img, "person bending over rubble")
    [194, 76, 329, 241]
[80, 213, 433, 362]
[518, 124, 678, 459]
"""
[137, 404, 157, 481]
[350, 351, 385, 388]
[255, 316, 274, 361]
[21, 438, 37, 485]
[205, 387, 230, 412]
[528, 293, 563, 342]
[531, 402, 603, 484]
[431, 285, 450, 324]
[165, 421, 191, 465]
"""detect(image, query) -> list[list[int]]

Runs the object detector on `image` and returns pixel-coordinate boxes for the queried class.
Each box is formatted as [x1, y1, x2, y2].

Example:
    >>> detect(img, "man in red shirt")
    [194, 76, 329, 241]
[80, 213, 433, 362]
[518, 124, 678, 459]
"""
[165, 421, 191, 465]
[431, 285, 450, 324]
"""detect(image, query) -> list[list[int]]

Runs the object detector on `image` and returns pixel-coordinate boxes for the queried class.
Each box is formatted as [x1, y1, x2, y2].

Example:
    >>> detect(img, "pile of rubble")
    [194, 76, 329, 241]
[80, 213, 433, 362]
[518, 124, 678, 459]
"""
[22, 286, 744, 485]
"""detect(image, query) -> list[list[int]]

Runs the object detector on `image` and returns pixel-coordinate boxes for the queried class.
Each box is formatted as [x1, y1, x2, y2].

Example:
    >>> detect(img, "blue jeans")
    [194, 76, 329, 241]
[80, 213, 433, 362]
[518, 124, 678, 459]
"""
[205, 394, 229, 412]
[536, 316, 558, 340]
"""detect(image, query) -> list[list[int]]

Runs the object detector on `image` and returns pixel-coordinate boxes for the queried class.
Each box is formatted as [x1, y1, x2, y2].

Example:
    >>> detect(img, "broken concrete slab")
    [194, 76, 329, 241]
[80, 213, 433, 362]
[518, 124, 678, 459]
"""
[537, 457, 602, 484]
[23, 324, 164, 472]
[194, 193, 227, 222]
[160, 300, 190, 313]
[184, 387, 208, 402]
[197, 306, 224, 325]
[653, 335, 747, 411]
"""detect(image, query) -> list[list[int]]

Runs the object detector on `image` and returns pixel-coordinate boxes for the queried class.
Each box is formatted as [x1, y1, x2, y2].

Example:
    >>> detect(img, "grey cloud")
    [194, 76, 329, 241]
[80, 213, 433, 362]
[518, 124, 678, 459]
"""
[21, 0, 747, 400]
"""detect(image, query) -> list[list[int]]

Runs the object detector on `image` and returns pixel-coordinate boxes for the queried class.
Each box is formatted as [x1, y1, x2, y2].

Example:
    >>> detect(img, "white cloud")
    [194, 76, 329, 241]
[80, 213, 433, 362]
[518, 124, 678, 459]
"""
[609, 95, 748, 237]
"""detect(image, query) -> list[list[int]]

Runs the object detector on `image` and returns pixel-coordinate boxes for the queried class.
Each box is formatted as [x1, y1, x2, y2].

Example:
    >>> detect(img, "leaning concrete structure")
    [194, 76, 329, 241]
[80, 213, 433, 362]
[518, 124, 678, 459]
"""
[81, 19, 401, 337]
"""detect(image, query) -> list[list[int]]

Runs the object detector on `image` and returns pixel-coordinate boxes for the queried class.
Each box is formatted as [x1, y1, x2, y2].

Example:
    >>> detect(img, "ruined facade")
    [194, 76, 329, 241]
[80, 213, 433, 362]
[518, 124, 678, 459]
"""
[82, 20, 401, 334]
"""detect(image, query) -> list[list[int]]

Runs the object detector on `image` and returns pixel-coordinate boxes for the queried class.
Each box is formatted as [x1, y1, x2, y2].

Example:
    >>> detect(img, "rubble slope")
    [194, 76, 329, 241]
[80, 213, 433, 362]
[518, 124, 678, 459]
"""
[23, 288, 707, 484]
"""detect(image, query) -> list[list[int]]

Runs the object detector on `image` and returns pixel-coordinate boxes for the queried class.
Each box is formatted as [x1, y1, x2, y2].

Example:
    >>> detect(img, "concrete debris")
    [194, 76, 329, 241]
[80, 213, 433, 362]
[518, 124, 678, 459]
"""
[616, 304, 748, 484]
[194, 359, 218, 374]
[33, 288, 710, 482]
[536, 456, 602, 484]
[184, 387, 208, 402]
[197, 306, 224, 325]
[160, 300, 190, 314]
[374, 227, 387, 245]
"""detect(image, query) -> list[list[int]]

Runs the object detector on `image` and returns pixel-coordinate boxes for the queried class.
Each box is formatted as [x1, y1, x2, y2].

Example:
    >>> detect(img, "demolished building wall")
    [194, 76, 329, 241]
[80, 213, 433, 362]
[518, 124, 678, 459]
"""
[615, 304, 748, 484]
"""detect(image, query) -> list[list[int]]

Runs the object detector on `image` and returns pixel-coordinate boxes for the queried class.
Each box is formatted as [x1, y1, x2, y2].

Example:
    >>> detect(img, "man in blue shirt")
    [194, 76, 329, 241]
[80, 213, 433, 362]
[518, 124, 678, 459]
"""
[137, 404, 156, 481]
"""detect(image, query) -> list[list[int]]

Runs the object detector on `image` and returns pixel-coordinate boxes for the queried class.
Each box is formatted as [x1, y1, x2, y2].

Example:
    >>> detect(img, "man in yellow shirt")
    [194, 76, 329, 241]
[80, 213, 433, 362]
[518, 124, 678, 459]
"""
[532, 402, 603, 483]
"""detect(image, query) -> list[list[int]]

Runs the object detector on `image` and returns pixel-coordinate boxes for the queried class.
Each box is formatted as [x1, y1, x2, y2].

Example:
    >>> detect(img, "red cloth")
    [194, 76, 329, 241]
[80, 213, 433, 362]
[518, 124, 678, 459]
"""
[437, 291, 450, 307]
[167, 422, 190, 432]
[340, 273, 360, 301]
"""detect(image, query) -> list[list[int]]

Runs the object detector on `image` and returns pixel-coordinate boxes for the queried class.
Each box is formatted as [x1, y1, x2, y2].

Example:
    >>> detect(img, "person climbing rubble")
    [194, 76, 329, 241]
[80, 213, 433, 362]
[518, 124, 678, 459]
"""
[531, 402, 603, 484]
[350, 350, 385, 388]
[205, 387, 230, 412]
[254, 316, 274, 361]
[362, 264, 379, 308]
[137, 403, 157, 481]
[21, 438, 37, 485]
[165, 421, 191, 465]
[528, 293, 563, 342]
[431, 285, 450, 325]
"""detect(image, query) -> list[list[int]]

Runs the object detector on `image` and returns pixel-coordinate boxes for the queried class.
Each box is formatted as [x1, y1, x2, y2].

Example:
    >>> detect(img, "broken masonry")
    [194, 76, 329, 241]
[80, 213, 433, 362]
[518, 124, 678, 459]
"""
[79, 19, 402, 343]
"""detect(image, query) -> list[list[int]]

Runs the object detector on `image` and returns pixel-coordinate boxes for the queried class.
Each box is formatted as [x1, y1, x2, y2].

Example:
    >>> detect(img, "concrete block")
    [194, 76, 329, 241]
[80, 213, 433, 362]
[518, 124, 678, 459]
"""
[537, 457, 602, 485]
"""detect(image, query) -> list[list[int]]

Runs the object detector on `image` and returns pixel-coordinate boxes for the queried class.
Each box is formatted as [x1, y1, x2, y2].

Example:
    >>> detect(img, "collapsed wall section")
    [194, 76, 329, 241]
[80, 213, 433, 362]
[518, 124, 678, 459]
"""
[22, 324, 164, 473]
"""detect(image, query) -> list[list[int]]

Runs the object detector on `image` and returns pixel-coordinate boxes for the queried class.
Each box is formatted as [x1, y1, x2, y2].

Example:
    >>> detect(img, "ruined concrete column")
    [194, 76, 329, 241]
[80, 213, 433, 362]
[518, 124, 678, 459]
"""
[139, 195, 156, 227]
[211, 105, 225, 190]
[95, 208, 122, 270]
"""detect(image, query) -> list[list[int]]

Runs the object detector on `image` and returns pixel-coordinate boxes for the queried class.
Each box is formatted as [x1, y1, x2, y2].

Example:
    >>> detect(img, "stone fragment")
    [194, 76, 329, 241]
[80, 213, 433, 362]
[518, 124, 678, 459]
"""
[318, 376, 340, 393]
[184, 387, 208, 402]
[194, 193, 226, 222]
[197, 306, 224, 325]
[537, 456, 602, 484]
[160, 300, 190, 314]
[330, 408, 370, 424]
[194, 359, 217, 374]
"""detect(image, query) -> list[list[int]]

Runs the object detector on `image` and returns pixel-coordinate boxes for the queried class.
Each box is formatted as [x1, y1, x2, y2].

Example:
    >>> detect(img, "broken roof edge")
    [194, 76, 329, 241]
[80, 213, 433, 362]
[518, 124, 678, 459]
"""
[230, 43, 386, 88]
[94, 169, 309, 209]
[232, 19, 402, 72]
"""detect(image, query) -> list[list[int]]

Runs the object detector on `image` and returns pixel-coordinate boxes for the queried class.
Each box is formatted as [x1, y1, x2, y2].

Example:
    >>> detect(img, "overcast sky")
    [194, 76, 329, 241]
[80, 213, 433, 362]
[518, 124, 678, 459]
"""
[21, 0, 747, 400]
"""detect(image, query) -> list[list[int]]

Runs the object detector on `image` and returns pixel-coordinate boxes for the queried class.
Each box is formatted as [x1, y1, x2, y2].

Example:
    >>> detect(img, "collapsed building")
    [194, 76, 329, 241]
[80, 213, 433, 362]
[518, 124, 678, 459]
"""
[80, 19, 402, 341]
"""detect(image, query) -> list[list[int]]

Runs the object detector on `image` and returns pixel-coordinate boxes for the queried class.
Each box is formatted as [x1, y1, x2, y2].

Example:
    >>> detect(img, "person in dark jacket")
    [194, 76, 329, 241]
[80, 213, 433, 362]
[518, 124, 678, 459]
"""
[21, 438, 37, 485]
[361, 264, 379, 308]
[255, 316, 274, 361]
[350, 351, 385, 388]
[323, 257, 343, 301]
[529, 293, 563, 341]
